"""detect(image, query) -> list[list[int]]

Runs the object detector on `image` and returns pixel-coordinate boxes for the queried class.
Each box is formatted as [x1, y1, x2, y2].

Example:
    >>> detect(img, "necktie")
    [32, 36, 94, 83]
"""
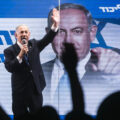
[53, 71, 72, 114]
[24, 54, 30, 66]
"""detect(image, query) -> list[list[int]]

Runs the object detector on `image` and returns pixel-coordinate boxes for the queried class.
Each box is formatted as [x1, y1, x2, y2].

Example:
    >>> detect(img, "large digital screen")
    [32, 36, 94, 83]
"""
[0, 0, 120, 118]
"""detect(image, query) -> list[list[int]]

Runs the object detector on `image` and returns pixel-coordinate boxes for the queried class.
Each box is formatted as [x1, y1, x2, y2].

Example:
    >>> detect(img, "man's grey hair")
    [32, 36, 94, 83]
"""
[15, 24, 30, 32]
[47, 3, 94, 30]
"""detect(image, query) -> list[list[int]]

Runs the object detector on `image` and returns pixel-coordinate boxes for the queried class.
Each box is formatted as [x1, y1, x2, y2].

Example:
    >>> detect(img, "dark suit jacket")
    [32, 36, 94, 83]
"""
[4, 29, 57, 95]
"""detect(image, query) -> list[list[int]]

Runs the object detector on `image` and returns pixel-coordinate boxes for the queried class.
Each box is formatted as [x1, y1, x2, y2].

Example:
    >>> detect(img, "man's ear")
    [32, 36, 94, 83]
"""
[45, 27, 49, 33]
[90, 25, 97, 42]
[28, 32, 30, 38]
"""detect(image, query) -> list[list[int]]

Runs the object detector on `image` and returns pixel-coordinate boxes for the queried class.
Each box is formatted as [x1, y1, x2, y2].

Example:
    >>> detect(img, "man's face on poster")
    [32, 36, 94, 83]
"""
[52, 8, 97, 61]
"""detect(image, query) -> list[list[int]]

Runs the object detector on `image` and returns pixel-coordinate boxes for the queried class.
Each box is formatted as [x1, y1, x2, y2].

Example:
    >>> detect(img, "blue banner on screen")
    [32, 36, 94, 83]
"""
[0, 0, 120, 119]
[0, 0, 120, 18]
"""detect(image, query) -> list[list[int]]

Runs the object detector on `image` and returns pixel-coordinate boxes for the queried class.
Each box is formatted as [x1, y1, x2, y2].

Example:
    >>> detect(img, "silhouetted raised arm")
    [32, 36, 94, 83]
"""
[61, 43, 84, 112]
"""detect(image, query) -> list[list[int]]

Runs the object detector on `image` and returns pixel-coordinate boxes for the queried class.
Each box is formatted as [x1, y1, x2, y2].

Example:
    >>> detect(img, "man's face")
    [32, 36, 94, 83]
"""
[15, 25, 30, 44]
[52, 9, 97, 61]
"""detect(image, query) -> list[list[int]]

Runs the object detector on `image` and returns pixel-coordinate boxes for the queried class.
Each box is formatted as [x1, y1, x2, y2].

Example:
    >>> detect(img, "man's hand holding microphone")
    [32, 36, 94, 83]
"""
[18, 38, 28, 59]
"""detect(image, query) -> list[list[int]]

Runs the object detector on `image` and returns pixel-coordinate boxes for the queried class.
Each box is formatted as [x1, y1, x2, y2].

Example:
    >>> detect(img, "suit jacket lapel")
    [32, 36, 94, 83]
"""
[13, 43, 21, 56]
[42, 59, 55, 96]
[45, 60, 55, 88]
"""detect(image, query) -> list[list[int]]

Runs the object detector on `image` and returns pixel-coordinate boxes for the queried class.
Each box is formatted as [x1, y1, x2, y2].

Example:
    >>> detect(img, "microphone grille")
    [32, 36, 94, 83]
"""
[22, 39, 26, 44]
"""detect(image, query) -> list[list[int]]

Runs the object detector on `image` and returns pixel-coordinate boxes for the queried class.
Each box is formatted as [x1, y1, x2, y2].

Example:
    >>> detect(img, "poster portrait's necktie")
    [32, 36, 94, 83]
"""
[54, 71, 72, 114]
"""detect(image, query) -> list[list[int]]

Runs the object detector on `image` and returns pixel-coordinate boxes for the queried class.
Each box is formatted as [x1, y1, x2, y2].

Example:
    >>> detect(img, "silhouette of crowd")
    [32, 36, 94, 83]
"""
[1, 43, 120, 120]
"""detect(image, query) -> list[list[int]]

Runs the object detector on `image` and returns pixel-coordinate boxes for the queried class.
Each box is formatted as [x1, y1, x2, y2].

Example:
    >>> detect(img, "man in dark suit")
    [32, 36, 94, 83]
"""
[42, 3, 120, 115]
[4, 8, 60, 119]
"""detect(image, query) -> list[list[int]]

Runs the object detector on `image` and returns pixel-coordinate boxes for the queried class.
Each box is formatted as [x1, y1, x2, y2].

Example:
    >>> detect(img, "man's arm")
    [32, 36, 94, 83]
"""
[4, 41, 29, 73]
[4, 48, 22, 73]
[36, 29, 58, 52]
[37, 8, 60, 51]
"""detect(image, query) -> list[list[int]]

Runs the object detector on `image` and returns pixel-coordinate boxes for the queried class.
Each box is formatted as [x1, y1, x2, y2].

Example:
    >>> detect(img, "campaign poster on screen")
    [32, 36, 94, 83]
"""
[0, 0, 120, 118]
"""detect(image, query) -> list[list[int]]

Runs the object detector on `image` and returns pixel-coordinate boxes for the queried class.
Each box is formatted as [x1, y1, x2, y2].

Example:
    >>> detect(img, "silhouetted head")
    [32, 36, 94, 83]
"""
[65, 110, 94, 120]
[96, 91, 120, 120]
[34, 106, 60, 120]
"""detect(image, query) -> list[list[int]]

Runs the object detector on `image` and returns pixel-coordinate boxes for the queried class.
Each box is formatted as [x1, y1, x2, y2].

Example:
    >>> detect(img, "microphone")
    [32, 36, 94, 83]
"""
[21, 38, 28, 53]
[21, 38, 29, 66]
[22, 38, 27, 45]
[21, 38, 28, 56]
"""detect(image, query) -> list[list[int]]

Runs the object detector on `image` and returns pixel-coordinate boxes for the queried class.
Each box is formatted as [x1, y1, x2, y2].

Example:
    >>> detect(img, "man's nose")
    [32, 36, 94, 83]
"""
[64, 32, 72, 43]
